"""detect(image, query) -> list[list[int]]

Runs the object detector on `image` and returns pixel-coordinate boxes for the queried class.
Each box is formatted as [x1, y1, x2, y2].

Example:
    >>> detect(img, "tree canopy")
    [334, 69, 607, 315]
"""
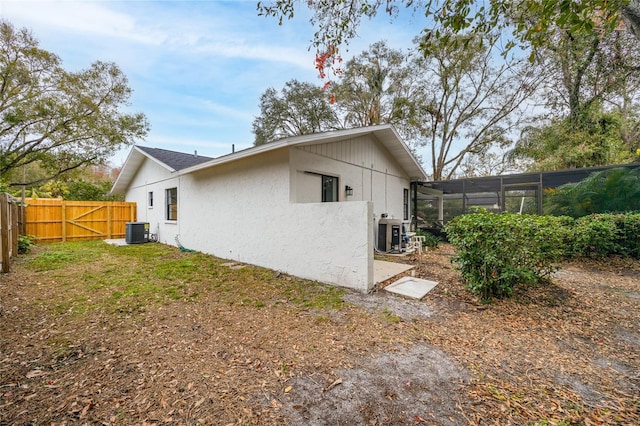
[258, 1, 640, 67]
[331, 41, 430, 157]
[253, 38, 540, 179]
[252, 79, 342, 145]
[507, 22, 640, 171]
[0, 21, 149, 187]
[331, 41, 411, 128]
[537, 23, 640, 126]
[411, 35, 541, 180]
[254, 2, 640, 178]
[510, 106, 638, 171]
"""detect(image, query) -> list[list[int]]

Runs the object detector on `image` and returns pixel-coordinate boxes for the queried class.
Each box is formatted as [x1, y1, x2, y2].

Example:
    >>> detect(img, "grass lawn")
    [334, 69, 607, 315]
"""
[0, 240, 638, 425]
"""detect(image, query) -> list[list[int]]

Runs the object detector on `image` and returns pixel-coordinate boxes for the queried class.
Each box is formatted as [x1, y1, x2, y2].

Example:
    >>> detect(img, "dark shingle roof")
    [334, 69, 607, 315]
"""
[136, 146, 213, 171]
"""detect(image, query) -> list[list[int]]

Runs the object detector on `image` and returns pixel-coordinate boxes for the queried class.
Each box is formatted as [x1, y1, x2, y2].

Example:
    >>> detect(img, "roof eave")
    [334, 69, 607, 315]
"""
[179, 140, 290, 175]
[371, 125, 428, 181]
[110, 146, 177, 194]
[180, 125, 427, 180]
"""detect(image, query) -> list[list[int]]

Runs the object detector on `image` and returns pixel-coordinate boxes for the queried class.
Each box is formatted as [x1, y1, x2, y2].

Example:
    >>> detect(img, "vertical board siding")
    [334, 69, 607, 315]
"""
[300, 135, 405, 176]
[24, 199, 137, 242]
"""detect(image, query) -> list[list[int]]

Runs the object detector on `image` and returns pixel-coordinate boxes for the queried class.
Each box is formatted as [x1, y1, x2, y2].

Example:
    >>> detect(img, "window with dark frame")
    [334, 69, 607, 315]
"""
[148, 191, 153, 208]
[166, 188, 177, 220]
[322, 175, 339, 202]
[403, 188, 409, 220]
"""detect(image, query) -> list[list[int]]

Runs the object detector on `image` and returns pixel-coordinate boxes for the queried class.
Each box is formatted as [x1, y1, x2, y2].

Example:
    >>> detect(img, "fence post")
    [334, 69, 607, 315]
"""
[1, 194, 10, 273]
[11, 201, 18, 256]
[61, 202, 66, 242]
[107, 204, 112, 239]
[18, 200, 26, 235]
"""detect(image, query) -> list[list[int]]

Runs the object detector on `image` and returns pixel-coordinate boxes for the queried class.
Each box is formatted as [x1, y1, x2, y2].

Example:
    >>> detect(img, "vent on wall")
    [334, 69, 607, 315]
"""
[125, 222, 150, 244]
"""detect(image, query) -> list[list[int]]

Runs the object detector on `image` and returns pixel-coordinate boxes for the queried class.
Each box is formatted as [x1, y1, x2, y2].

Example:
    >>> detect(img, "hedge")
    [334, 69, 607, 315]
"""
[445, 211, 639, 300]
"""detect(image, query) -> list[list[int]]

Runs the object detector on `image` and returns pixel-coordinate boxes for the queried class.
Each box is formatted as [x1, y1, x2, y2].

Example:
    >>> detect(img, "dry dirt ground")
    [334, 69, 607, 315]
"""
[0, 243, 638, 425]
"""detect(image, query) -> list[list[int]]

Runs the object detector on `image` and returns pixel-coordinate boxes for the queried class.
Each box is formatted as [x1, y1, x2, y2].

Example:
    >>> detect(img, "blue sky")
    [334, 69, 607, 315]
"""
[1, 0, 428, 167]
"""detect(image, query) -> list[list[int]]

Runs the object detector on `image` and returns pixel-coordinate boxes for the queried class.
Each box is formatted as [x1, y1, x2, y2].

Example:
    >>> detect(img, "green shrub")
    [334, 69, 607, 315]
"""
[445, 211, 570, 300]
[445, 210, 640, 299]
[614, 213, 640, 258]
[571, 214, 621, 258]
[416, 229, 440, 250]
[570, 213, 640, 259]
[423, 232, 440, 249]
[18, 235, 35, 254]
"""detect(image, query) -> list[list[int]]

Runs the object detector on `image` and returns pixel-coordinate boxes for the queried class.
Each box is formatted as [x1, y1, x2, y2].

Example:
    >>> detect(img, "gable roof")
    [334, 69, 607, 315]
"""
[112, 125, 427, 194]
[136, 146, 213, 171]
[180, 125, 427, 178]
[111, 145, 213, 194]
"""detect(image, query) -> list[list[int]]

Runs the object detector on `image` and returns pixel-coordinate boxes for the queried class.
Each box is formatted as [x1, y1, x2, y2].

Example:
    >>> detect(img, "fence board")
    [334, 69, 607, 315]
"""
[24, 199, 137, 242]
[11, 202, 18, 255]
[1, 194, 9, 273]
[0, 194, 24, 273]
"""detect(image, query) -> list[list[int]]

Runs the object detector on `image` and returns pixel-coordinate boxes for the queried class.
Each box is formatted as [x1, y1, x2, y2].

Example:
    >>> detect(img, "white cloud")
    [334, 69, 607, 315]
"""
[2, 0, 165, 45]
[2, 0, 428, 165]
[2, 0, 313, 68]
[192, 40, 313, 69]
[193, 97, 255, 122]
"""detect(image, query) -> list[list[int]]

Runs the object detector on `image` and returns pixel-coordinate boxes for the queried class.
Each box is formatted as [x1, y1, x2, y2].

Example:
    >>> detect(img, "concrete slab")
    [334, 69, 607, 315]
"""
[374, 260, 414, 284]
[221, 262, 247, 270]
[103, 239, 129, 246]
[384, 276, 439, 300]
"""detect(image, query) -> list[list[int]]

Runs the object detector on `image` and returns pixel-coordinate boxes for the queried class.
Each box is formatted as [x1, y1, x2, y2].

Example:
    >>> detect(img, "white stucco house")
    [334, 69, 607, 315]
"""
[111, 125, 427, 292]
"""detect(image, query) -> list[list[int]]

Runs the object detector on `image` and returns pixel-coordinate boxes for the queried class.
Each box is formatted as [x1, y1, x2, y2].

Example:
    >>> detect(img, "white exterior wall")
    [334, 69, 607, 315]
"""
[291, 135, 410, 217]
[122, 134, 411, 292]
[285, 201, 373, 291]
[169, 149, 374, 292]
[290, 135, 412, 242]
[124, 158, 182, 246]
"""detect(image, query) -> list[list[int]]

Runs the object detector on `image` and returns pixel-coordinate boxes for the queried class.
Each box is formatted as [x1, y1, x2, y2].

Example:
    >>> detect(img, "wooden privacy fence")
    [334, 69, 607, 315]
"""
[0, 193, 24, 273]
[24, 198, 137, 243]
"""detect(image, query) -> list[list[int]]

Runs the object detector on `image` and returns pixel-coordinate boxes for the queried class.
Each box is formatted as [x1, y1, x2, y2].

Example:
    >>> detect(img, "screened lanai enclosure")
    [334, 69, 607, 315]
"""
[411, 163, 640, 232]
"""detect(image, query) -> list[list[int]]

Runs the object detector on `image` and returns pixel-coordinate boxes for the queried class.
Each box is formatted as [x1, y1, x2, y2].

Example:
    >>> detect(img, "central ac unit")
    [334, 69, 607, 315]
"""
[125, 222, 150, 244]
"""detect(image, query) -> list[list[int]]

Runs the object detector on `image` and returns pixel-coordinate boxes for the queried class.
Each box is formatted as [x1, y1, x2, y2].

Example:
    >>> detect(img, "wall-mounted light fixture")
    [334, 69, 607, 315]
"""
[345, 185, 353, 196]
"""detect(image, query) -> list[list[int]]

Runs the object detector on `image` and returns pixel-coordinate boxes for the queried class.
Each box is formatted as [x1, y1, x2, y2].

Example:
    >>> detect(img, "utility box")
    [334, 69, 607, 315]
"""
[125, 222, 150, 244]
[377, 218, 405, 252]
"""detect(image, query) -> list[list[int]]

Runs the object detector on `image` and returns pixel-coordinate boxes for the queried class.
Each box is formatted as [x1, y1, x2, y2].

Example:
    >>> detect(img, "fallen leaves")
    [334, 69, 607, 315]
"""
[322, 378, 342, 392]
[25, 370, 46, 379]
[419, 247, 640, 425]
[0, 243, 638, 425]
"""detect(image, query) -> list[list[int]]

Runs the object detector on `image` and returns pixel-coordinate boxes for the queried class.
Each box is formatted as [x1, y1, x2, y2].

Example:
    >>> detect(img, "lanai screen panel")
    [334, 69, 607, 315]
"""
[415, 163, 640, 224]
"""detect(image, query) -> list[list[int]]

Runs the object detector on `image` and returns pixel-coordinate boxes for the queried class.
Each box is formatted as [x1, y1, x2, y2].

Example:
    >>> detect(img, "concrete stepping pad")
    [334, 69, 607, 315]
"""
[384, 276, 439, 300]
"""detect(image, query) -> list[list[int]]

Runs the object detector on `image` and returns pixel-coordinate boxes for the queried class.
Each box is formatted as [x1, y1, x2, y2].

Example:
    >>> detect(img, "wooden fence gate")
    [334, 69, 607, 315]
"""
[24, 199, 137, 243]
